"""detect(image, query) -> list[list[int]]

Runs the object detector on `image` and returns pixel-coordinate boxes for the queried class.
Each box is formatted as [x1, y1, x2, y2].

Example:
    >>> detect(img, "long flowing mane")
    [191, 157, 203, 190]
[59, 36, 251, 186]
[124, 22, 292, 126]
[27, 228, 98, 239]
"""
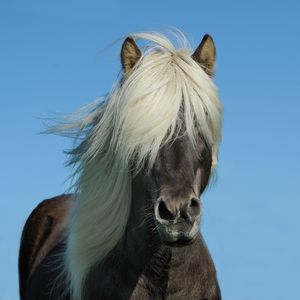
[54, 31, 222, 300]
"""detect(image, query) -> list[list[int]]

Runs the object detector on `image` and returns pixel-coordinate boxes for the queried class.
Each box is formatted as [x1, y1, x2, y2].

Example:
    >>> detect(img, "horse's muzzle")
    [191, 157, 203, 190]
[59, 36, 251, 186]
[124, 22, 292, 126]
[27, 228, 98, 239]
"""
[154, 196, 201, 245]
[155, 218, 200, 245]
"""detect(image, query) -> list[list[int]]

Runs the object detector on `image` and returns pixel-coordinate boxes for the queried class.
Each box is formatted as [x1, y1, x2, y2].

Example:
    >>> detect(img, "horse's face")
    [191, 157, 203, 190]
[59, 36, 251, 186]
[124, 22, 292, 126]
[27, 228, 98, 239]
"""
[121, 33, 217, 245]
[148, 136, 212, 245]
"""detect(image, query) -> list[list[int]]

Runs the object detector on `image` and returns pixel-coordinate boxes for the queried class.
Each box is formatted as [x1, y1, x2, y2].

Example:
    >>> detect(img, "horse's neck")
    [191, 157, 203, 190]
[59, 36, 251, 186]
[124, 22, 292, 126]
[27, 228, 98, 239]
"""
[121, 174, 162, 264]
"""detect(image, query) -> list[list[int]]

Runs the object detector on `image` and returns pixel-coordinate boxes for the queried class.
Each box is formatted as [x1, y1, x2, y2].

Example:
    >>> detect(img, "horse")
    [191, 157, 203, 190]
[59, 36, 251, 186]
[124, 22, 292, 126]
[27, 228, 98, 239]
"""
[19, 31, 223, 300]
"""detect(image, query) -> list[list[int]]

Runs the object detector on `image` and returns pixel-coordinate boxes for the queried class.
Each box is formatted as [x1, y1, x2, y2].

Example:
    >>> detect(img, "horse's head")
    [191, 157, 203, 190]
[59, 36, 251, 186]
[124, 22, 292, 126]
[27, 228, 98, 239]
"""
[121, 33, 217, 245]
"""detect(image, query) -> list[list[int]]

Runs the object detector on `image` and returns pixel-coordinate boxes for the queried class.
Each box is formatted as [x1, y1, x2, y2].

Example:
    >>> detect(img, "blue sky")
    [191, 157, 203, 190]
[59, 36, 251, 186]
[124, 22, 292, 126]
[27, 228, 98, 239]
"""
[1, 1, 300, 299]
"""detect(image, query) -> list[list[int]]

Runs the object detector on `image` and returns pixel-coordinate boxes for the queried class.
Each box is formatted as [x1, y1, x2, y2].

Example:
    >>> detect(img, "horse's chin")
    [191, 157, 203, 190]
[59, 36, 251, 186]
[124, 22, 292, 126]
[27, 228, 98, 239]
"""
[157, 226, 198, 247]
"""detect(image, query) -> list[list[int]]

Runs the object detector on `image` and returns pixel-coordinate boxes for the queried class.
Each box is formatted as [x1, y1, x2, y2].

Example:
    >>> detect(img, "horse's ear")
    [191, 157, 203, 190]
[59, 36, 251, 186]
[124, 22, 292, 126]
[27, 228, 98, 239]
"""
[121, 37, 141, 75]
[192, 34, 216, 76]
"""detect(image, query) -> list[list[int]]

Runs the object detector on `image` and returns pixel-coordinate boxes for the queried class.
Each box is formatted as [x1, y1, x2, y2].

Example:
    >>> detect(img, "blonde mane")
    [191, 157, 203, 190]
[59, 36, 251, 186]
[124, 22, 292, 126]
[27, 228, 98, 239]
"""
[57, 31, 223, 300]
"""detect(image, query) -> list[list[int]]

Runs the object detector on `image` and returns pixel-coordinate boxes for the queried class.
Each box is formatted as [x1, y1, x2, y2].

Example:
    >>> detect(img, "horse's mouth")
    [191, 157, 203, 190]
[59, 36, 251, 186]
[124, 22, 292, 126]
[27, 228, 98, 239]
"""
[162, 236, 196, 247]
[156, 224, 198, 247]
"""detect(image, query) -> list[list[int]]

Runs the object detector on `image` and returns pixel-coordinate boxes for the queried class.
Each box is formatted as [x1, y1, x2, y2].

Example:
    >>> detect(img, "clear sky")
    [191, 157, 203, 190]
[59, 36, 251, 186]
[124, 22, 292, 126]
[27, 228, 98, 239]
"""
[1, 1, 300, 299]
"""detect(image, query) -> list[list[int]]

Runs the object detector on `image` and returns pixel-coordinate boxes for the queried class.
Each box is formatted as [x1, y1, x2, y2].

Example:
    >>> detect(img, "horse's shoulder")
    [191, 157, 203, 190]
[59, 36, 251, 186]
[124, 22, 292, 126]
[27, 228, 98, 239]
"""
[19, 194, 74, 299]
[25, 194, 73, 228]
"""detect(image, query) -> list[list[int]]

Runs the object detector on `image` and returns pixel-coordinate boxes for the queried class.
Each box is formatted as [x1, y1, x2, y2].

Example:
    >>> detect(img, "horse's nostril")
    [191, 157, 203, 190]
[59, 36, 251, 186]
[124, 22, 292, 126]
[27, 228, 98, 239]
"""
[157, 200, 175, 221]
[190, 198, 199, 208]
[188, 197, 200, 217]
